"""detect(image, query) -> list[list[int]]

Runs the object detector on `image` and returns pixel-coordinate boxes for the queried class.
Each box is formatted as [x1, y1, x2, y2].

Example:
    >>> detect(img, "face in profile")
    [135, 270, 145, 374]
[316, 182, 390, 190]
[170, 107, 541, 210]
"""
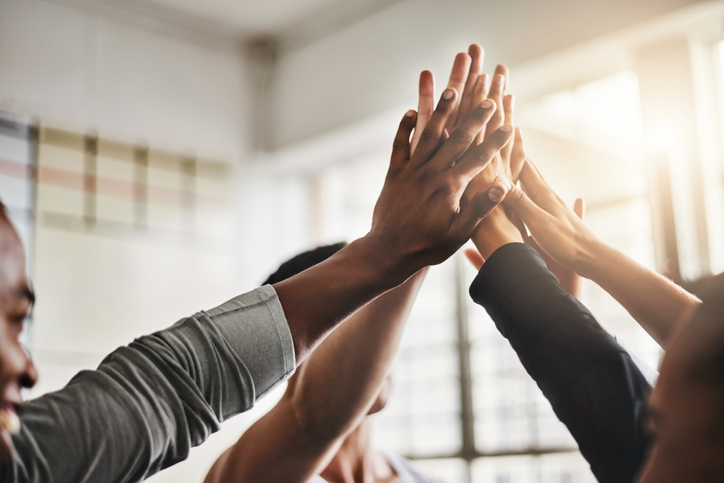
[637, 302, 724, 482]
[0, 214, 37, 461]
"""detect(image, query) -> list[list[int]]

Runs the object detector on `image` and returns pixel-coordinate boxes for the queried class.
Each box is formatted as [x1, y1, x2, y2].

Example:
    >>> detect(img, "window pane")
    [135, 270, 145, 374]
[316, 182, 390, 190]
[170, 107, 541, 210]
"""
[472, 453, 596, 483]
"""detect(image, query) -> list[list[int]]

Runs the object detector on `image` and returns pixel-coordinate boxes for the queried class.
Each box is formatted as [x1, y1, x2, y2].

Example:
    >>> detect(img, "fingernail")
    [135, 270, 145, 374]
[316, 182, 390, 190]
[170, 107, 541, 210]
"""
[488, 186, 505, 203]
[495, 74, 505, 86]
[481, 99, 493, 108]
[443, 89, 454, 100]
[405, 110, 416, 117]
[501, 124, 513, 132]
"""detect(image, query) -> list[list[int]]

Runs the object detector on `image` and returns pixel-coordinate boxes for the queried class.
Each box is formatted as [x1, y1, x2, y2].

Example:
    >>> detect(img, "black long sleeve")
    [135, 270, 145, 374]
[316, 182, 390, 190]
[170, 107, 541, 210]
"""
[469, 243, 651, 483]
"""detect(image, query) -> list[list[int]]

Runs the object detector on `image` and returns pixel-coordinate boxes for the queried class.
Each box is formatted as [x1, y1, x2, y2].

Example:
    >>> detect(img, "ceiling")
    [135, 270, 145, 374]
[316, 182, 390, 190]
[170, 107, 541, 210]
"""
[134, 0, 344, 34]
[95, 0, 398, 42]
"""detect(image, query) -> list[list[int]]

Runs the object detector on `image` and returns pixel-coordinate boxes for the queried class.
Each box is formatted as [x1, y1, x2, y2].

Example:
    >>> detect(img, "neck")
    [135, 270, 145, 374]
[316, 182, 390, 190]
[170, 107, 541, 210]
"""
[320, 419, 392, 483]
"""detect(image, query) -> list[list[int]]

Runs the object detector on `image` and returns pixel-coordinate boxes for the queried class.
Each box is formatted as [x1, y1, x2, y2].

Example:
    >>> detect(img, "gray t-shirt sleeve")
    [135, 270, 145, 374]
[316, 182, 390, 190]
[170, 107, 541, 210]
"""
[2, 285, 295, 483]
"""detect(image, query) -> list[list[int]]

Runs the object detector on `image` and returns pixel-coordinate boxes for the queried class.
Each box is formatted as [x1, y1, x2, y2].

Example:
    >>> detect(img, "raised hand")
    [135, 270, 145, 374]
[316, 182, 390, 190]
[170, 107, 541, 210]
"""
[509, 198, 586, 298]
[411, 45, 482, 153]
[370, 88, 514, 274]
[502, 160, 599, 274]
[503, 158, 700, 347]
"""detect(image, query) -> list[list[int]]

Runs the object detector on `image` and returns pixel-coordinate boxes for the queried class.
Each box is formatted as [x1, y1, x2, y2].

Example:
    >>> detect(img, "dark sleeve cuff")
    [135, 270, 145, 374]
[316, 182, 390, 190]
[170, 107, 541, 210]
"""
[469, 243, 551, 315]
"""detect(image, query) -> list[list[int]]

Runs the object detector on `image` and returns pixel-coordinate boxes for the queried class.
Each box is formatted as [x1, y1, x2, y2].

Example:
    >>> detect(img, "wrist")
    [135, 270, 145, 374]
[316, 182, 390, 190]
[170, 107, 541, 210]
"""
[571, 234, 608, 279]
[354, 232, 419, 289]
[472, 208, 524, 260]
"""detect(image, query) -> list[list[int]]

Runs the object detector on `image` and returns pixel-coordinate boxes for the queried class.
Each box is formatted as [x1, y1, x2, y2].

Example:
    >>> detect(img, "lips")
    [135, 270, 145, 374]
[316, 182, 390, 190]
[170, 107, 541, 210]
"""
[0, 404, 19, 461]
[0, 405, 20, 435]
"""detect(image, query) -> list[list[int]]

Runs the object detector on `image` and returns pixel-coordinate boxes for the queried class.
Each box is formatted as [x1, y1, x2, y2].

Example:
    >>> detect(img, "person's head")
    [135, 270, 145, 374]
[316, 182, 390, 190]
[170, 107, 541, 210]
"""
[0, 207, 37, 461]
[638, 280, 724, 482]
[263, 242, 347, 286]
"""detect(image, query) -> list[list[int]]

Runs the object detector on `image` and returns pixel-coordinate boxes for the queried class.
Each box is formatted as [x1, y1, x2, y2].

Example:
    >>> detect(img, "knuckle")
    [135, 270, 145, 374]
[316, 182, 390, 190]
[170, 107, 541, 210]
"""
[448, 129, 472, 145]
[514, 188, 528, 204]
[475, 146, 492, 164]
[419, 128, 438, 145]
[431, 179, 454, 199]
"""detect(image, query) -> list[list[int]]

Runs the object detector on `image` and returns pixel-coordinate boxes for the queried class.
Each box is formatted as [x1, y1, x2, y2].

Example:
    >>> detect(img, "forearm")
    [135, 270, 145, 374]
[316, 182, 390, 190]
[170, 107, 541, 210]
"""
[292, 268, 427, 437]
[578, 239, 700, 347]
[274, 234, 414, 365]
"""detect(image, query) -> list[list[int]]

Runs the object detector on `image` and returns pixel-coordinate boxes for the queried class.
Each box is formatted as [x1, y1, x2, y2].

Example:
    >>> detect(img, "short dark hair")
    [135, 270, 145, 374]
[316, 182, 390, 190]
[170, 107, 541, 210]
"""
[263, 242, 347, 285]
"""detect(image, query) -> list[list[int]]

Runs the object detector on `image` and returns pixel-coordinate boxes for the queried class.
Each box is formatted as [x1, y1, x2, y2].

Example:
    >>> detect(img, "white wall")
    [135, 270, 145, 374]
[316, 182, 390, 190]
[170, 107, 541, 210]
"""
[0, 0, 250, 161]
[0, 3, 287, 481]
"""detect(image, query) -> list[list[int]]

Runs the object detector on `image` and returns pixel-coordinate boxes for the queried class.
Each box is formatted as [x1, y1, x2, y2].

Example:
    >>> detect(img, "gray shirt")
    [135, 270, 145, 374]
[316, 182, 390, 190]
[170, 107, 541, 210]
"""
[2, 285, 295, 483]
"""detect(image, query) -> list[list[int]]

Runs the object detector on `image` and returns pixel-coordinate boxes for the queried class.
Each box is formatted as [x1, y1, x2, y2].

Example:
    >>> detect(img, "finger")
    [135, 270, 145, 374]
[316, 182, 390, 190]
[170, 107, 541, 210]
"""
[518, 159, 552, 204]
[444, 52, 472, 132]
[464, 248, 485, 270]
[473, 74, 488, 143]
[484, 65, 508, 139]
[428, 99, 496, 171]
[411, 70, 435, 154]
[457, 44, 484, 125]
[500, 94, 515, 167]
[573, 198, 585, 220]
[450, 124, 514, 186]
[503, 94, 514, 125]
[410, 88, 460, 167]
[390, 110, 417, 170]
[501, 181, 553, 229]
[510, 128, 526, 181]
[459, 175, 511, 231]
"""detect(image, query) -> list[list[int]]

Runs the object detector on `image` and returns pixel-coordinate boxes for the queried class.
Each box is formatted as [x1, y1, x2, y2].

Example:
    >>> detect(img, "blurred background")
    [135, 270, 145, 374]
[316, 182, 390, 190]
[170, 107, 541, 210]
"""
[2, 0, 724, 481]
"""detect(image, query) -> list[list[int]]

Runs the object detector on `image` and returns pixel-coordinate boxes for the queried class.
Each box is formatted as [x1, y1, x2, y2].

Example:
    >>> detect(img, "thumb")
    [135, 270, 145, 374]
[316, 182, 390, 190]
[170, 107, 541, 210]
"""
[470, 175, 513, 217]
[464, 249, 485, 270]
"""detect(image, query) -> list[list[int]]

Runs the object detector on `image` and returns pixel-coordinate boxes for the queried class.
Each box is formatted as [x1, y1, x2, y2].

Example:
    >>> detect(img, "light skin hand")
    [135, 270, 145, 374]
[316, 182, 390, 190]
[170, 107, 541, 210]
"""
[503, 158, 701, 347]
[411, 45, 484, 153]
[464, 197, 585, 299]
[462, 62, 523, 260]
[503, 159, 601, 274]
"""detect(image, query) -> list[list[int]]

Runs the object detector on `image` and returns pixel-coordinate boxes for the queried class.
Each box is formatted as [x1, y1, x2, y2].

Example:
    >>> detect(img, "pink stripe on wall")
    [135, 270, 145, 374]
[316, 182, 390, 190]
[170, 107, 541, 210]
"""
[0, 157, 223, 207]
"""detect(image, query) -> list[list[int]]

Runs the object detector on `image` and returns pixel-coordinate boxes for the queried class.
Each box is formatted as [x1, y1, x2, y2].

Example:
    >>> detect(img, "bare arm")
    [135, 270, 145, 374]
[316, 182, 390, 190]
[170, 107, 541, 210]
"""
[204, 270, 426, 483]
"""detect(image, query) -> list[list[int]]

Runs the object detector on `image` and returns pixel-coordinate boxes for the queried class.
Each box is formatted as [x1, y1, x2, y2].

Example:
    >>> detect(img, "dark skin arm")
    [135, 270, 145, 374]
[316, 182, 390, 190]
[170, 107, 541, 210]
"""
[204, 271, 426, 483]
